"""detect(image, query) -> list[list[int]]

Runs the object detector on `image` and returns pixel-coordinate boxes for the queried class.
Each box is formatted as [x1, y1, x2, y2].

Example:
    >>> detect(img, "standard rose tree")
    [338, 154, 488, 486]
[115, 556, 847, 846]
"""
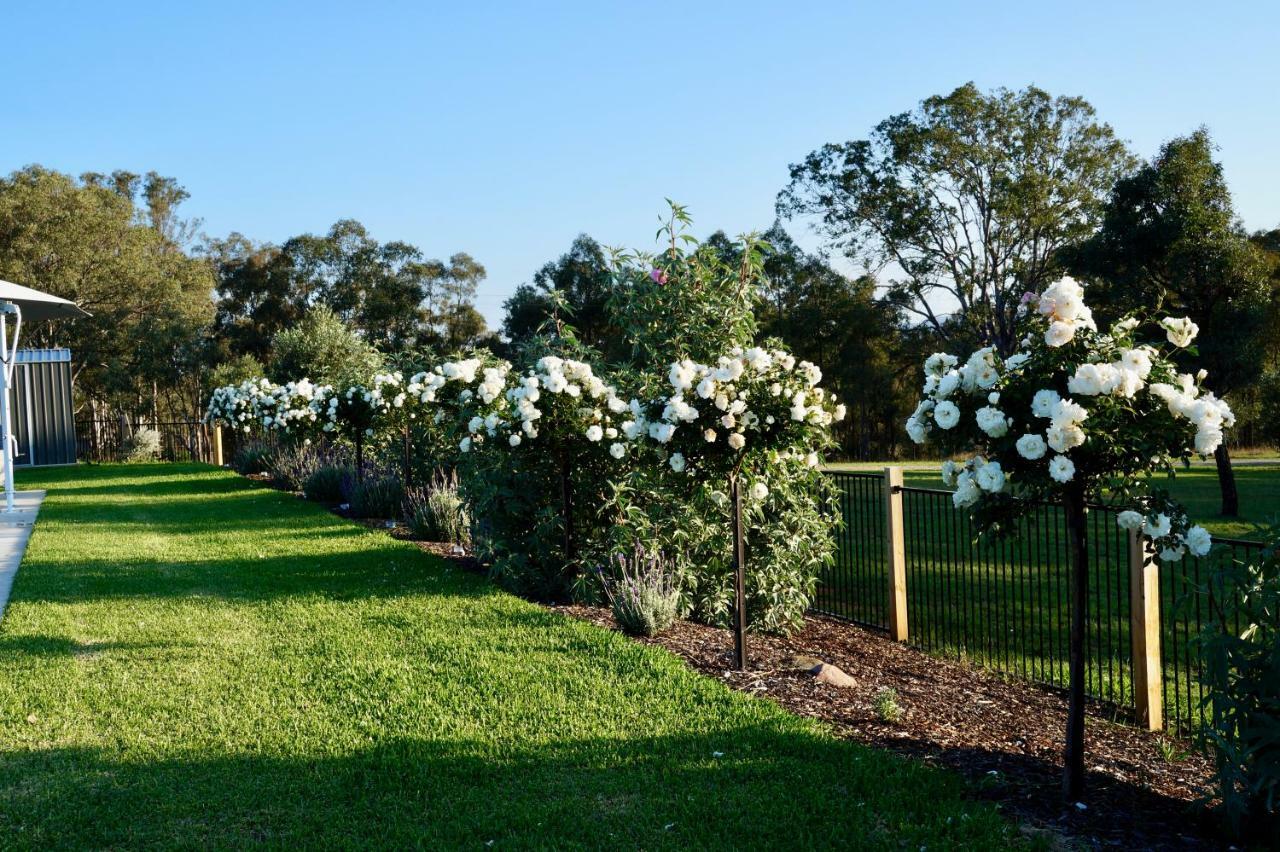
[637, 344, 846, 666]
[906, 275, 1232, 800]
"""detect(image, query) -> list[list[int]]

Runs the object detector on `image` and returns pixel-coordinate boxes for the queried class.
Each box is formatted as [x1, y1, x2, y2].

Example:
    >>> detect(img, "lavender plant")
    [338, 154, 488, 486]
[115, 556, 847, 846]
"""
[600, 547, 681, 637]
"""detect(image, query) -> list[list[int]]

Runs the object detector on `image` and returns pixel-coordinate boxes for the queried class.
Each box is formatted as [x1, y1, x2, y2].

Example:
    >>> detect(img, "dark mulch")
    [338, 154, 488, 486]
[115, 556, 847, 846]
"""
[552, 604, 1226, 850]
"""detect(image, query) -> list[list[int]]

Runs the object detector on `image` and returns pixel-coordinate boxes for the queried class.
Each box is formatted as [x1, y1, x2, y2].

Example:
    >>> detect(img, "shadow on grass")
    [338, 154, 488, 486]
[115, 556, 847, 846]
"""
[0, 635, 184, 657]
[10, 547, 498, 606]
[0, 727, 1014, 849]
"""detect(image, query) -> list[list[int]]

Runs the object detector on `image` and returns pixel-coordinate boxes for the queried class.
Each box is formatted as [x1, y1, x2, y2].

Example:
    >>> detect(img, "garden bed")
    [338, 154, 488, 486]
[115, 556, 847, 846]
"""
[551, 603, 1223, 850]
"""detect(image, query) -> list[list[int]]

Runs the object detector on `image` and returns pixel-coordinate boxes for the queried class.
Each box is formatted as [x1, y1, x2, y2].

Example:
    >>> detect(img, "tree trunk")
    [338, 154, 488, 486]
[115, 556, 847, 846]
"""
[1214, 444, 1239, 517]
[1062, 485, 1089, 801]
[560, 453, 573, 568]
[730, 472, 747, 671]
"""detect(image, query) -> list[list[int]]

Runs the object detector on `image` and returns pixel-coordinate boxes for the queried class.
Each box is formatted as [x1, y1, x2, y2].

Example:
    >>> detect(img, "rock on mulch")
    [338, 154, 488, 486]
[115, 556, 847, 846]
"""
[553, 604, 1225, 850]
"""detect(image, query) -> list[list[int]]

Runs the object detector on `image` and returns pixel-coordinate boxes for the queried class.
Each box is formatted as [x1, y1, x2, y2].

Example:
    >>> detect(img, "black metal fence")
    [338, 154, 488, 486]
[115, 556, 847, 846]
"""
[75, 419, 216, 464]
[817, 469, 1266, 734]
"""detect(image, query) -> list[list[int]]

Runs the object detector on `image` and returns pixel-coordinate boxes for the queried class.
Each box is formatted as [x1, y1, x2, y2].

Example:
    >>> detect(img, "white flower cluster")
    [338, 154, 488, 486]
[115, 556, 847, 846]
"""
[647, 346, 844, 471]
[1037, 277, 1097, 347]
[205, 378, 329, 435]
[1149, 376, 1234, 456]
[908, 276, 1230, 563]
[1116, 508, 1213, 560]
[462, 355, 629, 455]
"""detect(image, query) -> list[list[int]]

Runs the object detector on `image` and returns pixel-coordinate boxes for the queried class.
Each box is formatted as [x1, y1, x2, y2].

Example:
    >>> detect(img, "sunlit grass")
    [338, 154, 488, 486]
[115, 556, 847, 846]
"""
[0, 463, 1021, 849]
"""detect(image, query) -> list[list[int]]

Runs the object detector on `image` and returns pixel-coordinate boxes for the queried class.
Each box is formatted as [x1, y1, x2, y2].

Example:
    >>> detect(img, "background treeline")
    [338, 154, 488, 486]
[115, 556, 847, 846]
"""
[1, 83, 1278, 475]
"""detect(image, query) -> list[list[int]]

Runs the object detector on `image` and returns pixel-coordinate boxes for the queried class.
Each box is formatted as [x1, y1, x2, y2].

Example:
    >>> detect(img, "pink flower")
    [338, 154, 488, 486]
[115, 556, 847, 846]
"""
[649, 268, 668, 285]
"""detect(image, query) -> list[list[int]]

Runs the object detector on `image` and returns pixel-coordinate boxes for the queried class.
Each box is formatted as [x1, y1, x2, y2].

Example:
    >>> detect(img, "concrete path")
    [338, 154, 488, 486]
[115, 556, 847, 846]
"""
[0, 490, 45, 622]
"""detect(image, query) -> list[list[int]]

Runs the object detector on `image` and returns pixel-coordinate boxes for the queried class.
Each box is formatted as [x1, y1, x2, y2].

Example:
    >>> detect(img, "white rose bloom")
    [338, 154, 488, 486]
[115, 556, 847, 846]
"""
[727, 433, 746, 450]
[1160, 544, 1187, 562]
[940, 459, 957, 487]
[1031, 389, 1061, 418]
[806, 452, 820, 468]
[585, 425, 604, 442]
[703, 428, 717, 443]
[1195, 426, 1224, 456]
[1047, 424, 1086, 453]
[933, 401, 961, 430]
[1049, 398, 1089, 428]
[1045, 321, 1076, 348]
[1185, 525, 1212, 557]
[750, 481, 769, 500]
[906, 415, 929, 445]
[609, 442, 626, 459]
[669, 453, 686, 473]
[953, 472, 981, 508]
[924, 352, 959, 376]
[975, 406, 1008, 438]
[974, 364, 999, 389]
[648, 422, 676, 444]
[976, 461, 1005, 493]
[1015, 433, 1047, 460]
[936, 371, 961, 398]
[1116, 510, 1144, 531]
[1119, 347, 1153, 379]
[508, 433, 522, 447]
[1143, 513, 1172, 539]
[1048, 454, 1075, 483]
[1161, 316, 1199, 348]
[459, 437, 472, 453]
[1067, 362, 1116, 396]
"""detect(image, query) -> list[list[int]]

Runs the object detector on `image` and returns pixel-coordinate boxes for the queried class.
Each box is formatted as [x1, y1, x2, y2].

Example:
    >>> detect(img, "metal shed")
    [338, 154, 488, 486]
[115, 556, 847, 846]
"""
[8, 348, 76, 467]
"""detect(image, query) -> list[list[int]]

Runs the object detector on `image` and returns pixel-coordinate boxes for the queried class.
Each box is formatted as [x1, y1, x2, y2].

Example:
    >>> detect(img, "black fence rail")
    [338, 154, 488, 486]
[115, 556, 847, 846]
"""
[76, 419, 216, 464]
[818, 468, 1266, 735]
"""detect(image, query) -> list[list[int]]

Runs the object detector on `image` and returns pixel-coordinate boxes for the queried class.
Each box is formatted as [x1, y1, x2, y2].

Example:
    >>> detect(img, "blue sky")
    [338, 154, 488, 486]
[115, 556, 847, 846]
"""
[3, 1, 1277, 328]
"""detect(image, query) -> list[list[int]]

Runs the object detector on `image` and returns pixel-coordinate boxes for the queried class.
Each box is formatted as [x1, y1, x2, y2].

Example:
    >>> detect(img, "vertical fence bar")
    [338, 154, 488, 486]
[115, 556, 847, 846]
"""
[884, 466, 908, 642]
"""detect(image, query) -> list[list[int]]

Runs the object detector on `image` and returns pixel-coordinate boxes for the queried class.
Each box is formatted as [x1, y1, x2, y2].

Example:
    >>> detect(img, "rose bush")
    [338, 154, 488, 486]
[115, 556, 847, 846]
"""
[906, 276, 1227, 559]
[207, 204, 845, 633]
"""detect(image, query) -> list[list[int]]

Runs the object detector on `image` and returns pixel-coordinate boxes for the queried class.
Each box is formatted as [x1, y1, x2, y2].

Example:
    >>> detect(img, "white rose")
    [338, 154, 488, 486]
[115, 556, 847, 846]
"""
[975, 406, 1008, 438]
[585, 425, 604, 442]
[975, 461, 1005, 493]
[609, 442, 626, 459]
[1031, 389, 1061, 418]
[509, 433, 522, 447]
[1045, 321, 1076, 347]
[1161, 316, 1199, 348]
[750, 481, 769, 500]
[1116, 510, 1144, 531]
[1015, 433, 1047, 460]
[953, 472, 981, 508]
[1143, 513, 1172, 539]
[933, 401, 961, 430]
[940, 459, 957, 487]
[1048, 454, 1075, 483]
[727, 433, 746, 450]
[1185, 525, 1212, 557]
[669, 453, 686, 473]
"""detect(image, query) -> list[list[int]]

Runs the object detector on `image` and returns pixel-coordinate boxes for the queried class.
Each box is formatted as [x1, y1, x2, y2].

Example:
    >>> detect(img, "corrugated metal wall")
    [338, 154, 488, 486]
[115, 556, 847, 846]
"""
[8, 349, 77, 466]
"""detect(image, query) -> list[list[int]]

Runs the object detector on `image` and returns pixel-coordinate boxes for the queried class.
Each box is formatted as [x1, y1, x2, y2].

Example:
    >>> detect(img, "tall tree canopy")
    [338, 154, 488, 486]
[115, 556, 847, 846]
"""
[212, 221, 490, 362]
[778, 82, 1133, 352]
[1066, 128, 1274, 514]
[501, 234, 619, 356]
[0, 166, 214, 417]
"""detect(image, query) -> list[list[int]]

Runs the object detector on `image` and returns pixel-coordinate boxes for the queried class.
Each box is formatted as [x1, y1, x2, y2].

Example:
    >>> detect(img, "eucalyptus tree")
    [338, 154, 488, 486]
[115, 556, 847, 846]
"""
[778, 82, 1133, 353]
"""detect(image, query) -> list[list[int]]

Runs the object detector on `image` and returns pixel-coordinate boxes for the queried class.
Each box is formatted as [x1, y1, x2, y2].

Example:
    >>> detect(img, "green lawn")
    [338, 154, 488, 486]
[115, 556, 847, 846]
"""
[0, 463, 1020, 849]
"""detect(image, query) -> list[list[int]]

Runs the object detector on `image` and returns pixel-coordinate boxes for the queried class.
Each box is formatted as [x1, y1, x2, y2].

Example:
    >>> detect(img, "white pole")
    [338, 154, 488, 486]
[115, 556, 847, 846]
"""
[0, 302, 19, 513]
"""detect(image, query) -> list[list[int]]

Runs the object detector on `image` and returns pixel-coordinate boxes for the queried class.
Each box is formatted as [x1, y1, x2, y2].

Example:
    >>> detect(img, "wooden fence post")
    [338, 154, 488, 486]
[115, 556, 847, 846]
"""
[884, 466, 908, 642]
[212, 426, 224, 468]
[1128, 529, 1163, 731]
